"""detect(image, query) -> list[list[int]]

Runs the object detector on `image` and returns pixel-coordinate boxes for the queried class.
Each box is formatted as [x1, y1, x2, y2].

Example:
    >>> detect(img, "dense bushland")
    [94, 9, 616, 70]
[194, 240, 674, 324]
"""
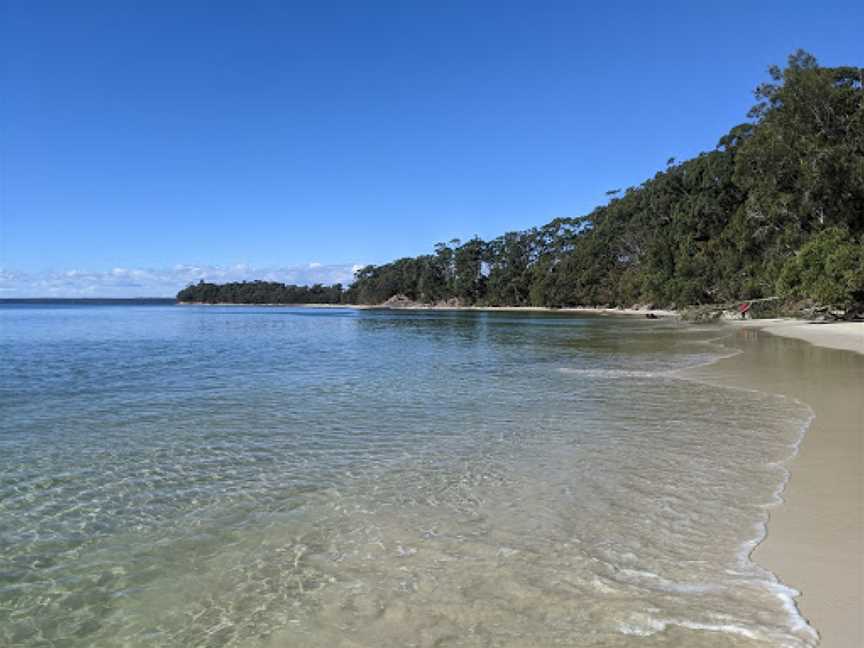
[345, 52, 863, 309]
[177, 281, 345, 304]
[179, 52, 863, 311]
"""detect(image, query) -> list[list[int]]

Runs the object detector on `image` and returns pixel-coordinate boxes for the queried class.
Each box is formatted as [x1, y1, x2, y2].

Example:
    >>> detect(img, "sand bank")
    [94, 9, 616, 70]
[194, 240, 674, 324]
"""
[726, 318, 863, 355]
[686, 325, 863, 647]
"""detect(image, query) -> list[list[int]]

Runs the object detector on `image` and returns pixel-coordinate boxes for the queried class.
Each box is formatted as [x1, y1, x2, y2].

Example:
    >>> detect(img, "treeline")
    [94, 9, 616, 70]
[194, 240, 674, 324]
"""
[176, 52, 863, 311]
[177, 281, 345, 304]
[347, 51, 864, 310]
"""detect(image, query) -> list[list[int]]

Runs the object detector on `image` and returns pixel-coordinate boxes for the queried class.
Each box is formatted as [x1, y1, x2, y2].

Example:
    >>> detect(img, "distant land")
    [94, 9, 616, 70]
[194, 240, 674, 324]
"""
[0, 298, 176, 306]
[176, 52, 864, 316]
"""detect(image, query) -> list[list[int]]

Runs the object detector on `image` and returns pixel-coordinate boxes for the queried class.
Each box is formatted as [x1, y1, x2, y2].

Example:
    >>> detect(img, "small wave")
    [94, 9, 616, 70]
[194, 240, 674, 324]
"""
[614, 568, 723, 594]
[619, 614, 814, 646]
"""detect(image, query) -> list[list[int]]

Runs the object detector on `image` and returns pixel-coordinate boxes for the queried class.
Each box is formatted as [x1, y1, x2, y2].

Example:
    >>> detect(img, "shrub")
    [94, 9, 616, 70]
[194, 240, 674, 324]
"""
[777, 227, 864, 307]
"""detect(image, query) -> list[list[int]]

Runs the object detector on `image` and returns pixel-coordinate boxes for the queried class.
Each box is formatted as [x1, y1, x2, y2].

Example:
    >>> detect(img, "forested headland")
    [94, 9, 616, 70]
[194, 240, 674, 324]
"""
[178, 52, 863, 312]
[176, 281, 345, 304]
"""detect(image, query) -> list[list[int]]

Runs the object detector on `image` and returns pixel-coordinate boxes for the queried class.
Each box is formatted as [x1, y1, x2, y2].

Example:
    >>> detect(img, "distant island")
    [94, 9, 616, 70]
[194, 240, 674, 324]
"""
[2, 298, 176, 306]
[177, 51, 863, 316]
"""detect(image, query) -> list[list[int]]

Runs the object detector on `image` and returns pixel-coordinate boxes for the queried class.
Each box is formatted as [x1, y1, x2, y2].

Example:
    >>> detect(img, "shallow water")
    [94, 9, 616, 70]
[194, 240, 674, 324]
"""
[0, 305, 816, 646]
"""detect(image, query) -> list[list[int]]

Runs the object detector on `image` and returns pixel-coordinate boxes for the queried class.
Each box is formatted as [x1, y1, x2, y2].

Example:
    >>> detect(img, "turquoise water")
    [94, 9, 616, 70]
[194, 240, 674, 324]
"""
[0, 305, 815, 647]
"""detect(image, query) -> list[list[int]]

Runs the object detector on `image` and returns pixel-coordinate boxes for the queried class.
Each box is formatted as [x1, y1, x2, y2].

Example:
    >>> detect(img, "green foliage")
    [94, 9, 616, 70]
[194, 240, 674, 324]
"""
[177, 281, 345, 304]
[735, 50, 864, 255]
[343, 51, 862, 310]
[777, 228, 864, 306]
[178, 52, 863, 311]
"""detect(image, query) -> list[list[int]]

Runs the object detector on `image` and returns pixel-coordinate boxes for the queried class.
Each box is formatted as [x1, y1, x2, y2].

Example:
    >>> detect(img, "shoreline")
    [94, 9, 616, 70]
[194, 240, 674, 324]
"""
[687, 324, 863, 647]
[176, 301, 679, 317]
[183, 299, 862, 644]
[723, 318, 863, 355]
[178, 300, 864, 350]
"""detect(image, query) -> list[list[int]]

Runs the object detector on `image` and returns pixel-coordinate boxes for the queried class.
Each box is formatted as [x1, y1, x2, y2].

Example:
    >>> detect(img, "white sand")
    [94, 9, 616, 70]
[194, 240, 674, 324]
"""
[726, 318, 863, 354]
[690, 321, 864, 647]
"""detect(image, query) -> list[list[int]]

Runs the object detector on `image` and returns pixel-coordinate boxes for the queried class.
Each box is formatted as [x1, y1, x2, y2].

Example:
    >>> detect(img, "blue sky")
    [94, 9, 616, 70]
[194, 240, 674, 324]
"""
[2, 1, 862, 296]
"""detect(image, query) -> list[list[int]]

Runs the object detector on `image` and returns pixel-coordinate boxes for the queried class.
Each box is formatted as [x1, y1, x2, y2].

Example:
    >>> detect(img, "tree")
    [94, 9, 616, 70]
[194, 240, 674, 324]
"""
[184, 52, 863, 313]
[777, 228, 864, 307]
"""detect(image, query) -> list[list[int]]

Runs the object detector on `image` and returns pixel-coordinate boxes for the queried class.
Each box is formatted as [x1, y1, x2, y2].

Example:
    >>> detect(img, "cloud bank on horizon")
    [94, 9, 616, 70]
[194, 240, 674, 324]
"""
[0, 263, 362, 298]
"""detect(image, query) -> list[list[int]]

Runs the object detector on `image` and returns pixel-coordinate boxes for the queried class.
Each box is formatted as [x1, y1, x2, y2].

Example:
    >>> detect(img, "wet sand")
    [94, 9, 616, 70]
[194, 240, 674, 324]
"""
[686, 325, 863, 648]
[728, 319, 863, 355]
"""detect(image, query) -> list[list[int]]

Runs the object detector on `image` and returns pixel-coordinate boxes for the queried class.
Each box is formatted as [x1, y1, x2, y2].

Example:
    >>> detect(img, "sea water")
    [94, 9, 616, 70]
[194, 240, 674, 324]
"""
[0, 304, 816, 647]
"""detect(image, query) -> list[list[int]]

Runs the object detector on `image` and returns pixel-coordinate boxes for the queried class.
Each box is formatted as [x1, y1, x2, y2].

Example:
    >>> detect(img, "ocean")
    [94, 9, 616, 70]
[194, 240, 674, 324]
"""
[0, 304, 816, 647]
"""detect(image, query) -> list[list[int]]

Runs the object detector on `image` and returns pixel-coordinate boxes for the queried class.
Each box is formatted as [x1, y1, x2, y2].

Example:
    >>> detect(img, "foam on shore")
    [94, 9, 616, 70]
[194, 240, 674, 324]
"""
[685, 326, 864, 648]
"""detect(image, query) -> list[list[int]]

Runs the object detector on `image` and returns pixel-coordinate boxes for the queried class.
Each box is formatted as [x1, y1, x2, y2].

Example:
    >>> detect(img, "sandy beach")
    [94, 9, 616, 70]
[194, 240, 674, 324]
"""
[729, 319, 863, 355]
[686, 321, 863, 647]
[179, 302, 679, 317]
[175, 302, 863, 645]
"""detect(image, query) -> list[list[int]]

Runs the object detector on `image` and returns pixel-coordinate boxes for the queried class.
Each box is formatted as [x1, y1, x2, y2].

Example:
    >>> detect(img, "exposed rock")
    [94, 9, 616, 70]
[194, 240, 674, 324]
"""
[381, 294, 419, 308]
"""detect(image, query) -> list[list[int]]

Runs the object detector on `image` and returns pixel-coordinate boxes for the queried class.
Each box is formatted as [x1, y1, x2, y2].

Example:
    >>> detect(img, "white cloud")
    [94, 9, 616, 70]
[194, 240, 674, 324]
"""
[0, 263, 361, 298]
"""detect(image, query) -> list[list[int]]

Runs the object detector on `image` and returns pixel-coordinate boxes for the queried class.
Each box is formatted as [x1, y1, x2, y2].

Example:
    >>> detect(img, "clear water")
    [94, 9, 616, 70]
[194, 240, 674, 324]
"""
[0, 305, 816, 647]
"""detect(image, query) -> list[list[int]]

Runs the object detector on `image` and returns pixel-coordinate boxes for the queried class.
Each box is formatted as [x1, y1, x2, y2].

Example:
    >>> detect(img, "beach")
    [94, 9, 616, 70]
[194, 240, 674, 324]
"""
[2, 303, 840, 647]
[729, 319, 864, 355]
[2, 302, 861, 646]
[139, 302, 864, 644]
[179, 301, 679, 318]
[7, 1, 862, 644]
[686, 321, 863, 648]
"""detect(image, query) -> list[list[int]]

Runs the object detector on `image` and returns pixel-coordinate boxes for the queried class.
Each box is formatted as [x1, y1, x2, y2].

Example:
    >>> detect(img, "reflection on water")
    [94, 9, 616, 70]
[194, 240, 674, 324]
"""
[0, 306, 816, 646]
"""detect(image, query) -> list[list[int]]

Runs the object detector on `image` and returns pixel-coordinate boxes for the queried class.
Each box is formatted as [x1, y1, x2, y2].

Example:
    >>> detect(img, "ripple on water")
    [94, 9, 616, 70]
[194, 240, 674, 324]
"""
[0, 306, 817, 646]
